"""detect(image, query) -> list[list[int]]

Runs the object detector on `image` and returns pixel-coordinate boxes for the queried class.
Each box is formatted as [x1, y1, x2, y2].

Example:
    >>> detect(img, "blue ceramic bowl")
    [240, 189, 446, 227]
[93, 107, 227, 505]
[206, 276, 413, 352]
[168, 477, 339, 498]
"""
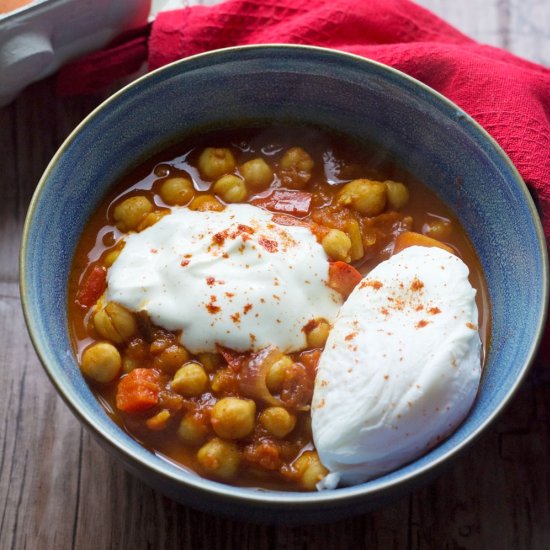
[21, 45, 548, 523]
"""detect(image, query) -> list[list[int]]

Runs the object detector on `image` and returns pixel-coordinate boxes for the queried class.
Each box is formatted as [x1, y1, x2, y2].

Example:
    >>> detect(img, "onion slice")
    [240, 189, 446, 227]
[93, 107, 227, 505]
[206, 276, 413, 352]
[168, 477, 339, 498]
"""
[238, 345, 284, 407]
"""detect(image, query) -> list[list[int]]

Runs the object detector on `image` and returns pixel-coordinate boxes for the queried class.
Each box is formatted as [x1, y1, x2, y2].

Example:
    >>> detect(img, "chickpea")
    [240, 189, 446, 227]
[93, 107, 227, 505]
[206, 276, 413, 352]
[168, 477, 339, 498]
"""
[280, 147, 314, 172]
[197, 437, 240, 479]
[153, 344, 190, 374]
[93, 309, 119, 342]
[210, 369, 224, 393]
[210, 367, 239, 393]
[159, 176, 194, 206]
[210, 397, 256, 439]
[279, 147, 314, 189]
[178, 413, 209, 445]
[385, 180, 409, 210]
[266, 355, 293, 393]
[121, 354, 140, 373]
[188, 194, 224, 212]
[198, 352, 222, 373]
[81, 342, 121, 383]
[113, 196, 153, 232]
[171, 362, 208, 396]
[104, 243, 124, 267]
[197, 147, 236, 180]
[259, 407, 296, 438]
[321, 229, 351, 262]
[137, 210, 169, 231]
[293, 451, 329, 491]
[104, 249, 120, 268]
[149, 334, 173, 355]
[344, 219, 365, 262]
[93, 302, 137, 344]
[337, 179, 387, 216]
[212, 174, 247, 203]
[239, 158, 273, 190]
[146, 409, 171, 431]
[126, 338, 148, 360]
[424, 219, 452, 240]
[306, 319, 331, 348]
[104, 301, 137, 340]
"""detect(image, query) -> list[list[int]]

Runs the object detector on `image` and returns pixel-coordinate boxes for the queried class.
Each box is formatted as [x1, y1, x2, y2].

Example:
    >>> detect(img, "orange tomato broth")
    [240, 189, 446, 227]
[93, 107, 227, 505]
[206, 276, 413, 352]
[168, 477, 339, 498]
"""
[68, 125, 490, 491]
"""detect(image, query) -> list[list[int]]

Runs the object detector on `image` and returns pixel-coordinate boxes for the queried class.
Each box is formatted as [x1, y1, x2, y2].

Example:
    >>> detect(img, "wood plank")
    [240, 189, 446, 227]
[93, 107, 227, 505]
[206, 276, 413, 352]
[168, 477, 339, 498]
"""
[418, 0, 550, 66]
[0, 280, 81, 549]
[417, 0, 507, 49]
[508, 0, 550, 66]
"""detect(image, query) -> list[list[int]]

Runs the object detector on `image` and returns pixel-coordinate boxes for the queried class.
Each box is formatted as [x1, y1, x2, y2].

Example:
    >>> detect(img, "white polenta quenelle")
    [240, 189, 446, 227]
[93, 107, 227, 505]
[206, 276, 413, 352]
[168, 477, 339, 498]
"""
[312, 246, 481, 489]
[106, 204, 341, 354]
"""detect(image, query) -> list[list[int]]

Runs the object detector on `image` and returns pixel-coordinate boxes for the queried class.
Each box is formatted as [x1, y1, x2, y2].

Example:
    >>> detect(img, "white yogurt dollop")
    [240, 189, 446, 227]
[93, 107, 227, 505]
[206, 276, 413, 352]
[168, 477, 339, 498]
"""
[106, 204, 342, 354]
[311, 246, 481, 489]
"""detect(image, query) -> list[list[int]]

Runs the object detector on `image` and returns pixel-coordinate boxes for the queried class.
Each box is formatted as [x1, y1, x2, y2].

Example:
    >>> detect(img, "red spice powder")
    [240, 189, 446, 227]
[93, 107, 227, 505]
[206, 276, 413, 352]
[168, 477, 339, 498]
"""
[213, 224, 255, 246]
[238, 224, 254, 235]
[416, 319, 429, 329]
[212, 230, 228, 245]
[258, 237, 278, 253]
[428, 307, 442, 315]
[410, 277, 424, 291]
[206, 295, 220, 314]
[393, 299, 405, 311]
[361, 279, 383, 290]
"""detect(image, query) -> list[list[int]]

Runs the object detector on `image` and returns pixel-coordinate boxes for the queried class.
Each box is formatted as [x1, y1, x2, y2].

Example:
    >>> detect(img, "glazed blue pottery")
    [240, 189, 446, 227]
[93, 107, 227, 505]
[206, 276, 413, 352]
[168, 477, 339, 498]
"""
[21, 45, 548, 523]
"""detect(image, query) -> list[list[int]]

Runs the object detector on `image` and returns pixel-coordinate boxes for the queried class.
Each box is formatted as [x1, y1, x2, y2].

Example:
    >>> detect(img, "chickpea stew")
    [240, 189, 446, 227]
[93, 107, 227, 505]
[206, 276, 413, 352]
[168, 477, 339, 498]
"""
[68, 125, 490, 491]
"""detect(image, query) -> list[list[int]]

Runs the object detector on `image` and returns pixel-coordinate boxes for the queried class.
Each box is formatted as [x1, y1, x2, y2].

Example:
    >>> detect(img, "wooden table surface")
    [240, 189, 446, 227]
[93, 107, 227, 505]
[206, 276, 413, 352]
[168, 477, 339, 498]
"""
[1, 1, 549, 548]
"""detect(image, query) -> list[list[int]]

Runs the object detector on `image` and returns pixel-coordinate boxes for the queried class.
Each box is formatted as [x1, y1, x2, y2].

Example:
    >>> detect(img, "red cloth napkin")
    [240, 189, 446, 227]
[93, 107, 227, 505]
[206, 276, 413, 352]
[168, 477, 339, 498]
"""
[58, 0, 550, 359]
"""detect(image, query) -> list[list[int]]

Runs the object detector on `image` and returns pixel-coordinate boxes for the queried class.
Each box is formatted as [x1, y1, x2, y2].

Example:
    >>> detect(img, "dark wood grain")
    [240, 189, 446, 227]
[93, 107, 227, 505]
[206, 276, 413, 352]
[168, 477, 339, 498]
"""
[1, 3, 549, 548]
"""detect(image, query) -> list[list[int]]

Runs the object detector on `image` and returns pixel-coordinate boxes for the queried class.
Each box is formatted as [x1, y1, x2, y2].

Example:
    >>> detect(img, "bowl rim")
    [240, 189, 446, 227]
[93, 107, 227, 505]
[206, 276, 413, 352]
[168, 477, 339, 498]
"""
[20, 43, 549, 508]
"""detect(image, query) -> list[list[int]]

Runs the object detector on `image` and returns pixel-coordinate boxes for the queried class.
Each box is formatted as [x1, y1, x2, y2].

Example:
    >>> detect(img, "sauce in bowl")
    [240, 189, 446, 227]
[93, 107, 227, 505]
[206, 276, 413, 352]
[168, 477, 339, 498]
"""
[68, 125, 490, 491]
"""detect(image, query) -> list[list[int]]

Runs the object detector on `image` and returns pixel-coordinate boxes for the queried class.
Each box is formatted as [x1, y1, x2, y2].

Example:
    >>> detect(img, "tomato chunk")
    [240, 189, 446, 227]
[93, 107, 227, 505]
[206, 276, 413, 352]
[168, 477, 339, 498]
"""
[76, 265, 107, 308]
[217, 345, 248, 371]
[298, 349, 321, 378]
[327, 261, 362, 299]
[252, 190, 312, 216]
[116, 368, 162, 413]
